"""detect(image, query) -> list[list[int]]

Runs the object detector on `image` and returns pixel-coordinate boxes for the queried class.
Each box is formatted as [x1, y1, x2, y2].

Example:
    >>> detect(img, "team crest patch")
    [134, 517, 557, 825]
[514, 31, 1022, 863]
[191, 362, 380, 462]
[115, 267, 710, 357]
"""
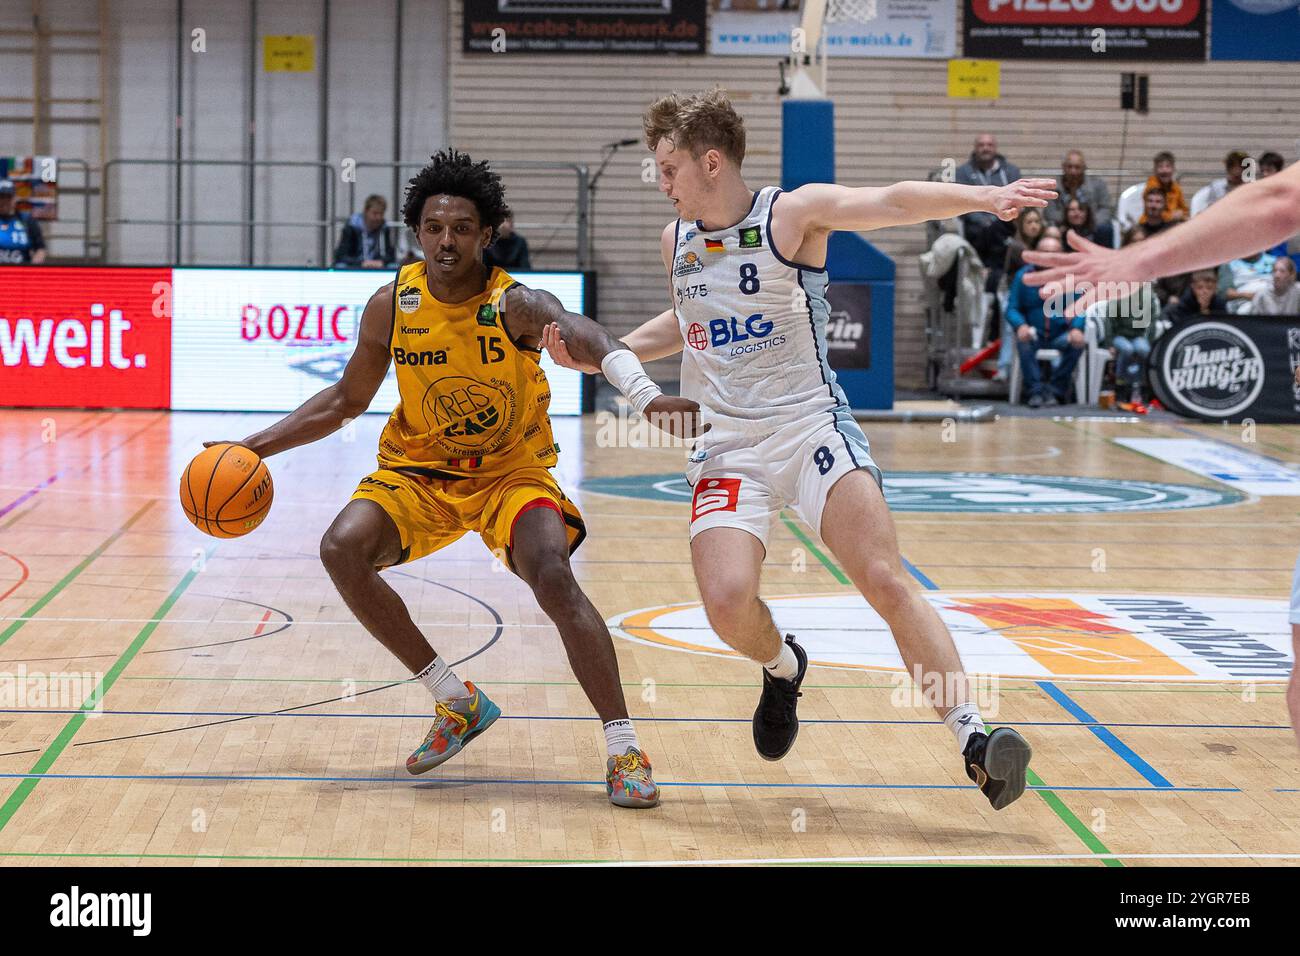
[673, 251, 704, 277]
[738, 226, 762, 249]
[476, 304, 498, 326]
[398, 285, 422, 313]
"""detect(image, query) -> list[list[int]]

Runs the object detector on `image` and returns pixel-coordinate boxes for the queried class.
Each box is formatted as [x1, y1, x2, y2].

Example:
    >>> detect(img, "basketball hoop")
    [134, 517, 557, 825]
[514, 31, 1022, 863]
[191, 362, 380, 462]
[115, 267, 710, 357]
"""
[785, 0, 878, 98]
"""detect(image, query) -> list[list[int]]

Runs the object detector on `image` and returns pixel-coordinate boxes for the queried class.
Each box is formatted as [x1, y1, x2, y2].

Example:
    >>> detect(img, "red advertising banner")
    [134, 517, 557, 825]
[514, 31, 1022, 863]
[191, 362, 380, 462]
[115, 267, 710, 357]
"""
[0, 266, 172, 408]
[970, 0, 1199, 25]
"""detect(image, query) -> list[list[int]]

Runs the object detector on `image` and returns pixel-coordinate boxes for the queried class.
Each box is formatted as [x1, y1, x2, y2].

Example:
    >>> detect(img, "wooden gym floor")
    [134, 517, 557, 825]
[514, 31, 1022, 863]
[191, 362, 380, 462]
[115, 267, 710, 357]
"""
[0, 406, 1297, 866]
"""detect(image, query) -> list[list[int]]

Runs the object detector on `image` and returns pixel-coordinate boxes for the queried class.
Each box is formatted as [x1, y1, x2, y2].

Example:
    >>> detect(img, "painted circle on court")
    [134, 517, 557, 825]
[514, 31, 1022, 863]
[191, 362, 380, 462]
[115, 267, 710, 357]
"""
[581, 471, 1245, 513]
[610, 592, 1292, 683]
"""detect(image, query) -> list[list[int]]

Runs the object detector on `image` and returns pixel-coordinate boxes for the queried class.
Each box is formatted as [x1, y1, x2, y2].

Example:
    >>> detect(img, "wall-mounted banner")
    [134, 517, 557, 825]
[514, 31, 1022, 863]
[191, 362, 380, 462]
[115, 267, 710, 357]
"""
[711, 0, 955, 57]
[962, 0, 1207, 60]
[1, 266, 586, 415]
[463, 0, 707, 53]
[1211, 0, 1300, 61]
[1148, 315, 1300, 423]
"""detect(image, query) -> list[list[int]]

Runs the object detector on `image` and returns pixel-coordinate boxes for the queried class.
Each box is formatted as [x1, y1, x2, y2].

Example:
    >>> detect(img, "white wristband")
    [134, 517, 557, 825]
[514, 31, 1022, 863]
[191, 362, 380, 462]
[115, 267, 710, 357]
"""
[600, 348, 662, 415]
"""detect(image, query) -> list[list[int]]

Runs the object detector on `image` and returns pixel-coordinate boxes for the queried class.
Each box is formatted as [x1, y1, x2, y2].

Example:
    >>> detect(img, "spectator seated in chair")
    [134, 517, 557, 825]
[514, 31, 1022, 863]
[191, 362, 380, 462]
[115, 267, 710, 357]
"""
[483, 214, 531, 272]
[1099, 229, 1162, 405]
[0, 179, 46, 265]
[1143, 151, 1189, 224]
[1138, 186, 1177, 237]
[1219, 249, 1277, 313]
[1165, 269, 1228, 322]
[1250, 256, 1300, 315]
[1005, 235, 1086, 408]
[954, 132, 1022, 289]
[995, 208, 1046, 381]
[333, 194, 396, 269]
[1045, 150, 1114, 247]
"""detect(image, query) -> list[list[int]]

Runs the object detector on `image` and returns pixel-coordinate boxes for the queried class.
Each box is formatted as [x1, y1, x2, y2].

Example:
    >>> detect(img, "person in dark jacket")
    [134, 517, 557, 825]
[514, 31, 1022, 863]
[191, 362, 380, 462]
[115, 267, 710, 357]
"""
[1005, 235, 1086, 407]
[483, 214, 531, 272]
[955, 133, 1022, 288]
[0, 179, 47, 264]
[333, 194, 396, 269]
[1164, 270, 1228, 322]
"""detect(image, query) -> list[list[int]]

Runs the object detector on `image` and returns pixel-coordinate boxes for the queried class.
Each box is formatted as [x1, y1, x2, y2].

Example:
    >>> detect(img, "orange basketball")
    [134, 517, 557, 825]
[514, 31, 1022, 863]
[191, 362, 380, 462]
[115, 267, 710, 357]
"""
[180, 443, 274, 538]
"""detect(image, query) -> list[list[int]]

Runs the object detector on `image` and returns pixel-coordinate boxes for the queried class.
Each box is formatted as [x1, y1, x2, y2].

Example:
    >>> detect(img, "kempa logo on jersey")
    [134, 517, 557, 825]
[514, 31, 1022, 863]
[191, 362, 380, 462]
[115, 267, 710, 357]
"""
[400, 325, 430, 335]
[397, 285, 422, 313]
[1162, 322, 1265, 417]
[609, 593, 1293, 682]
[580, 471, 1245, 513]
[685, 313, 786, 356]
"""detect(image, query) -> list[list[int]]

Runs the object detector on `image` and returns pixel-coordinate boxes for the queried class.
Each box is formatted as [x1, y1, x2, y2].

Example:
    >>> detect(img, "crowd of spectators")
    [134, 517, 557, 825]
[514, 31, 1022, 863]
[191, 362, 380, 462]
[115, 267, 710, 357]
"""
[935, 139, 1300, 408]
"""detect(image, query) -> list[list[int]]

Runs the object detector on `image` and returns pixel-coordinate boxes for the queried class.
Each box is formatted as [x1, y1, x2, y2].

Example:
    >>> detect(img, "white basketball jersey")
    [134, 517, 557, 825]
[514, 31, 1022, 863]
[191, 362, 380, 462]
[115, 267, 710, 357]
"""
[671, 185, 850, 446]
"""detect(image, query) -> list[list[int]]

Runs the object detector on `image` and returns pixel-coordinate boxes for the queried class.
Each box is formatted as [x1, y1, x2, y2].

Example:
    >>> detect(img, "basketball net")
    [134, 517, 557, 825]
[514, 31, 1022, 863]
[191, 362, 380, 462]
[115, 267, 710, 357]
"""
[786, 0, 878, 99]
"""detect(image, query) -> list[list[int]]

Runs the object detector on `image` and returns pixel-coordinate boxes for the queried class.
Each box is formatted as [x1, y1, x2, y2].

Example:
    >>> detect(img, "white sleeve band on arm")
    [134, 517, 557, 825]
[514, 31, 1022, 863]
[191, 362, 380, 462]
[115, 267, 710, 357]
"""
[600, 348, 662, 415]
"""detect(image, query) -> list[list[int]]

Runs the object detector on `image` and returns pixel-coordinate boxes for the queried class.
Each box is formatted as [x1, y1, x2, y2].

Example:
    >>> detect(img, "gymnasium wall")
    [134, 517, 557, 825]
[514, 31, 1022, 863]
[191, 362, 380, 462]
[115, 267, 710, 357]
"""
[0, 0, 449, 266]
[447, 2, 1300, 387]
[5, 2, 1299, 386]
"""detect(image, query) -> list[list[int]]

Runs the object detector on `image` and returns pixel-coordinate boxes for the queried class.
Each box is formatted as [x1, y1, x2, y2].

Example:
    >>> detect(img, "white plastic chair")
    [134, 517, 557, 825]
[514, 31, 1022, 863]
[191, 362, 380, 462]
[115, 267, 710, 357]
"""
[1115, 183, 1145, 237]
[1008, 334, 1091, 406]
[1191, 183, 1217, 217]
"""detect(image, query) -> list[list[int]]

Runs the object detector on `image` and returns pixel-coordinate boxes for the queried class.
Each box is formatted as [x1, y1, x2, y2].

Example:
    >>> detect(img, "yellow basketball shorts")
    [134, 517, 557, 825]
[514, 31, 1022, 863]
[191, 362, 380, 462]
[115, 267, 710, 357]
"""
[350, 466, 586, 570]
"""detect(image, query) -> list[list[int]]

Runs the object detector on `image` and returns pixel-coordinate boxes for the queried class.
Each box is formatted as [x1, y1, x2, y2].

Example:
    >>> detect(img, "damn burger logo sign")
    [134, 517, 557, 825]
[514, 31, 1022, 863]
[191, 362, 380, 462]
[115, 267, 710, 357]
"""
[1157, 321, 1265, 419]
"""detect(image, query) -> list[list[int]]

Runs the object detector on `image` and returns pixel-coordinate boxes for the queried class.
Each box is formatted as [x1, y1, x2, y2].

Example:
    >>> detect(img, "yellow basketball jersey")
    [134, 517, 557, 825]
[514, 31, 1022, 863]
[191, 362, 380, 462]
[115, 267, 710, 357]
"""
[376, 262, 557, 478]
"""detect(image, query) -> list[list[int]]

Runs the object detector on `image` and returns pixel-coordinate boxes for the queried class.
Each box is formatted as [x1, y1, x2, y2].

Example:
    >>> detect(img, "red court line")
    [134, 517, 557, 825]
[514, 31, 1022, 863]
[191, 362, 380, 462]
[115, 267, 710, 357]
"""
[0, 553, 30, 603]
[252, 609, 272, 636]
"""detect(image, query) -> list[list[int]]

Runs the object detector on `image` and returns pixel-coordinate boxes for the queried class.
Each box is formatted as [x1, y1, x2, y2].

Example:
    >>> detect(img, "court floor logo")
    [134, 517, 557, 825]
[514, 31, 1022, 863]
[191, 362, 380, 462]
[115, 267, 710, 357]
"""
[610, 593, 1292, 683]
[581, 471, 1245, 513]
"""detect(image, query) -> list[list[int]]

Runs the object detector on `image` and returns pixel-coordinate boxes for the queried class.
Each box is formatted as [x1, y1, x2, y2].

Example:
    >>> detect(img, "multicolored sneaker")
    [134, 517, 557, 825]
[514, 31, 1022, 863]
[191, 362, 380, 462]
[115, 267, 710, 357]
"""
[606, 747, 660, 809]
[406, 681, 501, 775]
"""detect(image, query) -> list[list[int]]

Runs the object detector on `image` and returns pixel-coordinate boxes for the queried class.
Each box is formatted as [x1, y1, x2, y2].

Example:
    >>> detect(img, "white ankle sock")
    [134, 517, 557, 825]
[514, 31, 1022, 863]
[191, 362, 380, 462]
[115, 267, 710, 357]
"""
[763, 642, 799, 680]
[603, 718, 639, 757]
[943, 702, 987, 752]
[415, 656, 469, 702]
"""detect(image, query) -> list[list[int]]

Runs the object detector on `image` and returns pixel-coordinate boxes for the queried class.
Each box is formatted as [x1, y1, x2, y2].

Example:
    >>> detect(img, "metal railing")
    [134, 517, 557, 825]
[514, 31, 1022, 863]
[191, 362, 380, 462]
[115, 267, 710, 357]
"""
[335, 160, 591, 269]
[96, 156, 591, 269]
[101, 158, 336, 266]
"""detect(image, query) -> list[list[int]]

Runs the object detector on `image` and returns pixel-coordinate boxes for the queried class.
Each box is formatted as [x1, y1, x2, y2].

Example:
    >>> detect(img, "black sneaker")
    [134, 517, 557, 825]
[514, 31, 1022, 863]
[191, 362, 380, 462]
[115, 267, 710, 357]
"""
[752, 635, 807, 761]
[963, 727, 1032, 810]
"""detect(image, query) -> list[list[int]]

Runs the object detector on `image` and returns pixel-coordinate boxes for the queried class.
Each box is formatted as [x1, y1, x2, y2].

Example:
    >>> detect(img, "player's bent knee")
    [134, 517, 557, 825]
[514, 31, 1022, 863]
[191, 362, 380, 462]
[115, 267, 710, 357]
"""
[526, 556, 582, 612]
[862, 559, 911, 617]
[699, 578, 760, 635]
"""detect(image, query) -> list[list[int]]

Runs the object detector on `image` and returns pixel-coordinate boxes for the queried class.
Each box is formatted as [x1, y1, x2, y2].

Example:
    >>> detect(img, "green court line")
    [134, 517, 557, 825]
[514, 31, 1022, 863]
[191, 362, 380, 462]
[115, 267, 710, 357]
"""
[0, 501, 154, 649]
[0, 544, 212, 836]
[115, 675, 1286, 694]
[1026, 768, 1121, 867]
[779, 511, 851, 585]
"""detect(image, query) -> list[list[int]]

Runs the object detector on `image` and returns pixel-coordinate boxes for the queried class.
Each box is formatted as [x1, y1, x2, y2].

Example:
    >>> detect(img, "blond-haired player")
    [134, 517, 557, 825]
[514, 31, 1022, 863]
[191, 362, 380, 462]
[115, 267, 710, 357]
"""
[545, 90, 1057, 809]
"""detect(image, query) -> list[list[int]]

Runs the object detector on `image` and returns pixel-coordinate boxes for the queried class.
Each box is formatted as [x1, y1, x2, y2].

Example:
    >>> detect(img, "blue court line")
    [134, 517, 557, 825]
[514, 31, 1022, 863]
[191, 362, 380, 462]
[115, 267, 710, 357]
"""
[899, 553, 1178, 789]
[0, 708, 1289, 732]
[901, 557, 940, 591]
[0, 472, 61, 520]
[1037, 681, 1174, 788]
[0, 771, 1242, 792]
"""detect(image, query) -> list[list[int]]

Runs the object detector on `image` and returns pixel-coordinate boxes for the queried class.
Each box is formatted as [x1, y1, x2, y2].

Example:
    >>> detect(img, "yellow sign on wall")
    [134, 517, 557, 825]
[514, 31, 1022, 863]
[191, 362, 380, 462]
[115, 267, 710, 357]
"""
[263, 35, 315, 73]
[947, 60, 1000, 100]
